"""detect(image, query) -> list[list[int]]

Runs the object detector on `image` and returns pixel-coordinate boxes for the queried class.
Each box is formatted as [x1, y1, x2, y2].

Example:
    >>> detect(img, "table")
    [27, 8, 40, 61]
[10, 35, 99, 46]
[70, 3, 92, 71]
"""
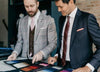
[0, 57, 72, 72]
[0, 60, 16, 71]
[0, 58, 28, 72]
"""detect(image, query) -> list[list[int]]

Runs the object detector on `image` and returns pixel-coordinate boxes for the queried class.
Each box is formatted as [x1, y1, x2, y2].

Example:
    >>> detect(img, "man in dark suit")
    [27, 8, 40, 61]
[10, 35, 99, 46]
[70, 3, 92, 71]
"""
[48, 0, 100, 72]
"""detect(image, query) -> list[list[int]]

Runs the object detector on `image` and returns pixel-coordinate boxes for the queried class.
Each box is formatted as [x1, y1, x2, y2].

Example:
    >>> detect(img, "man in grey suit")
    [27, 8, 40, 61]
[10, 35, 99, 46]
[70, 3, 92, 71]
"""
[7, 0, 57, 64]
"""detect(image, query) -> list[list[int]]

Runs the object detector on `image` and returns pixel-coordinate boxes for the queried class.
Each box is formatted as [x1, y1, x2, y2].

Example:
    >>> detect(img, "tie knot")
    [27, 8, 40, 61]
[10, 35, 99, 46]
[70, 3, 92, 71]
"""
[31, 17, 34, 30]
[31, 17, 34, 22]
[67, 16, 70, 20]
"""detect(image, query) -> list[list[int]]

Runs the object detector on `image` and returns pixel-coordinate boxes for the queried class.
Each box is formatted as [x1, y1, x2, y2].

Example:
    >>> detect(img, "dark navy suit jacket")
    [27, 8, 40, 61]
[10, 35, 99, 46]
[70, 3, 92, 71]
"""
[57, 9, 100, 70]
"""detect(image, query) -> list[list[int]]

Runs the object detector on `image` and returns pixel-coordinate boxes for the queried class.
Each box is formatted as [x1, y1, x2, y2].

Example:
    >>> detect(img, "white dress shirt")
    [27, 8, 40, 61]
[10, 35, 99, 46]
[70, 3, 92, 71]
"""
[28, 10, 40, 29]
[60, 7, 77, 61]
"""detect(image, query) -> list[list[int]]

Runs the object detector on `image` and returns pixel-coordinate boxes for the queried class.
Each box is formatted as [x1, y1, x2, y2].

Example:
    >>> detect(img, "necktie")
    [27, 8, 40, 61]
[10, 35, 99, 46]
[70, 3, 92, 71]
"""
[62, 16, 70, 66]
[29, 18, 35, 57]
[31, 17, 34, 30]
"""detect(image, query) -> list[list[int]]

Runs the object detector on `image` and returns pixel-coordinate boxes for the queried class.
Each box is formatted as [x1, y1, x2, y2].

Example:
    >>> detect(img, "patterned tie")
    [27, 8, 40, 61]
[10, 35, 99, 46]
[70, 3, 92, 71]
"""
[62, 16, 70, 66]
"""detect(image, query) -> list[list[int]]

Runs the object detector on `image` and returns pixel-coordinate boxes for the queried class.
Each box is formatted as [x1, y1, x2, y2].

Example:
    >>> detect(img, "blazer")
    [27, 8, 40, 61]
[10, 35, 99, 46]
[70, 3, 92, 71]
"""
[14, 12, 57, 59]
[57, 9, 100, 70]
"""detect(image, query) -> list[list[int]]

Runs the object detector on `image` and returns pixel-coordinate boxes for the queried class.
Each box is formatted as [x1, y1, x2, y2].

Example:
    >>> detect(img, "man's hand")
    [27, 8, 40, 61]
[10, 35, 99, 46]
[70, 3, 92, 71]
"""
[72, 66, 91, 72]
[48, 56, 57, 65]
[7, 52, 17, 61]
[32, 51, 43, 64]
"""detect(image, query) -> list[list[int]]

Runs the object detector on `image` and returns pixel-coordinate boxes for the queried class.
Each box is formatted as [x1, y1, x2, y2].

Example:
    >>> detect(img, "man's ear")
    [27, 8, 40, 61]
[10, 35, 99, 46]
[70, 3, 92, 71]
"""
[37, 1, 39, 7]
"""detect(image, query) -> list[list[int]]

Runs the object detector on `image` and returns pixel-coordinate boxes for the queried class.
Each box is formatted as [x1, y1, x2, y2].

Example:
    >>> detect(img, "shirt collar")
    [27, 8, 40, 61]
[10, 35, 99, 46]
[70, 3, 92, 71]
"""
[69, 7, 77, 18]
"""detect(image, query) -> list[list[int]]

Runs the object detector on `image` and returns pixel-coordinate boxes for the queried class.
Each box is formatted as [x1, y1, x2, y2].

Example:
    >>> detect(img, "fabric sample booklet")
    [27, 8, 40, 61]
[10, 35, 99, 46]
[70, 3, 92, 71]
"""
[4, 59, 73, 72]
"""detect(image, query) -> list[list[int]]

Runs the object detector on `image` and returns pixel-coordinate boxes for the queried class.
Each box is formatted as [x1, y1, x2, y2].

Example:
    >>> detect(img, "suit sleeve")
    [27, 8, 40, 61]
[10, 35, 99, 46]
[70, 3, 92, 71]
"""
[88, 14, 100, 69]
[41, 17, 57, 59]
[13, 18, 23, 56]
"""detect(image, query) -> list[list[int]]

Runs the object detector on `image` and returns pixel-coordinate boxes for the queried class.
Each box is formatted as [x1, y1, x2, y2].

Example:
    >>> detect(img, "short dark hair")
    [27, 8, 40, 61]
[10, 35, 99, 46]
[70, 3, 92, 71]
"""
[55, 0, 76, 4]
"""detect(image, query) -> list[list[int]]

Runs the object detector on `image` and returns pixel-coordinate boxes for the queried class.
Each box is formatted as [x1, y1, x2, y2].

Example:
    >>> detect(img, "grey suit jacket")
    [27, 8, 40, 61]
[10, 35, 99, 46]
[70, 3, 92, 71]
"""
[14, 12, 57, 59]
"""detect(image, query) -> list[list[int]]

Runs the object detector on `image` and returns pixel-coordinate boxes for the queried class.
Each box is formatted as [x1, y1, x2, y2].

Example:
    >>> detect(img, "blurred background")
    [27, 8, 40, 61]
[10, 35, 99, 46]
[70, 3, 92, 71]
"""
[0, 0, 100, 48]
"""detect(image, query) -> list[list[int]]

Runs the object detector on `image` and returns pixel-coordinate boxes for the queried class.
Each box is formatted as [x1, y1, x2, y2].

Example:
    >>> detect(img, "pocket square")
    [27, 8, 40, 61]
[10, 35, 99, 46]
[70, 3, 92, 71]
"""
[40, 27, 47, 29]
[77, 28, 84, 32]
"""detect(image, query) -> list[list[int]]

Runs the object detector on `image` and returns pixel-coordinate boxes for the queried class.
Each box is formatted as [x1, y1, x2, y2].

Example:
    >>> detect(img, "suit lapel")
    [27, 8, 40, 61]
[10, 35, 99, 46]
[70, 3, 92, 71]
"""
[24, 16, 30, 54]
[58, 16, 66, 53]
[70, 9, 82, 48]
[34, 13, 44, 41]
[24, 16, 29, 39]
[24, 16, 28, 27]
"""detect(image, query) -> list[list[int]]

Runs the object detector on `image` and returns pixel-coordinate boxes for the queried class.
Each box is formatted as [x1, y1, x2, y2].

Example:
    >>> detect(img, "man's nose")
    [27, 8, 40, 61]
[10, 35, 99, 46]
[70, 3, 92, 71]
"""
[58, 8, 61, 12]
[28, 7, 32, 11]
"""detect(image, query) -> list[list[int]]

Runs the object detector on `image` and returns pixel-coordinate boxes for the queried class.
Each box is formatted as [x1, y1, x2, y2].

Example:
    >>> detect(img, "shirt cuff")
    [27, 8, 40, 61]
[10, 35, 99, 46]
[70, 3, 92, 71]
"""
[86, 63, 95, 72]
[54, 54, 58, 57]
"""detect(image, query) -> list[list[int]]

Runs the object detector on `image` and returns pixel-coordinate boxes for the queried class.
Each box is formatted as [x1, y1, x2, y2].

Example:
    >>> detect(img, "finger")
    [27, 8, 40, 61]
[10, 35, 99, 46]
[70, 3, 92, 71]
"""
[39, 56, 42, 61]
[7, 57, 10, 60]
[48, 58, 50, 62]
[35, 56, 39, 62]
[51, 61, 55, 65]
[48, 59, 53, 63]
[36, 55, 41, 62]
[73, 69, 81, 72]
[48, 60, 51, 64]
[11, 55, 15, 60]
[37, 53, 42, 61]
[32, 55, 37, 64]
[51, 59, 54, 62]
[36, 57, 40, 62]
[48, 59, 54, 64]
[12, 57, 16, 60]
[32, 56, 35, 64]
[7, 57, 9, 61]
[48, 58, 51, 64]
[72, 70, 77, 72]
[48, 57, 52, 62]
[37, 54, 42, 61]
[7, 56, 12, 61]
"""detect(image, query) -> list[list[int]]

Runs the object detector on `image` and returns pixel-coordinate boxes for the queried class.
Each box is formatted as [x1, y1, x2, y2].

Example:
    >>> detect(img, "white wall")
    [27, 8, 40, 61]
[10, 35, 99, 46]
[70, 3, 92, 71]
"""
[0, 0, 8, 47]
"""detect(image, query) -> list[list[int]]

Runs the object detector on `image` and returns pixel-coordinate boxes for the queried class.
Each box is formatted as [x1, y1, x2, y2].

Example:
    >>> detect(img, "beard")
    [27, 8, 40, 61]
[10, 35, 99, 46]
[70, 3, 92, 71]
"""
[27, 11, 36, 17]
[27, 9, 38, 17]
